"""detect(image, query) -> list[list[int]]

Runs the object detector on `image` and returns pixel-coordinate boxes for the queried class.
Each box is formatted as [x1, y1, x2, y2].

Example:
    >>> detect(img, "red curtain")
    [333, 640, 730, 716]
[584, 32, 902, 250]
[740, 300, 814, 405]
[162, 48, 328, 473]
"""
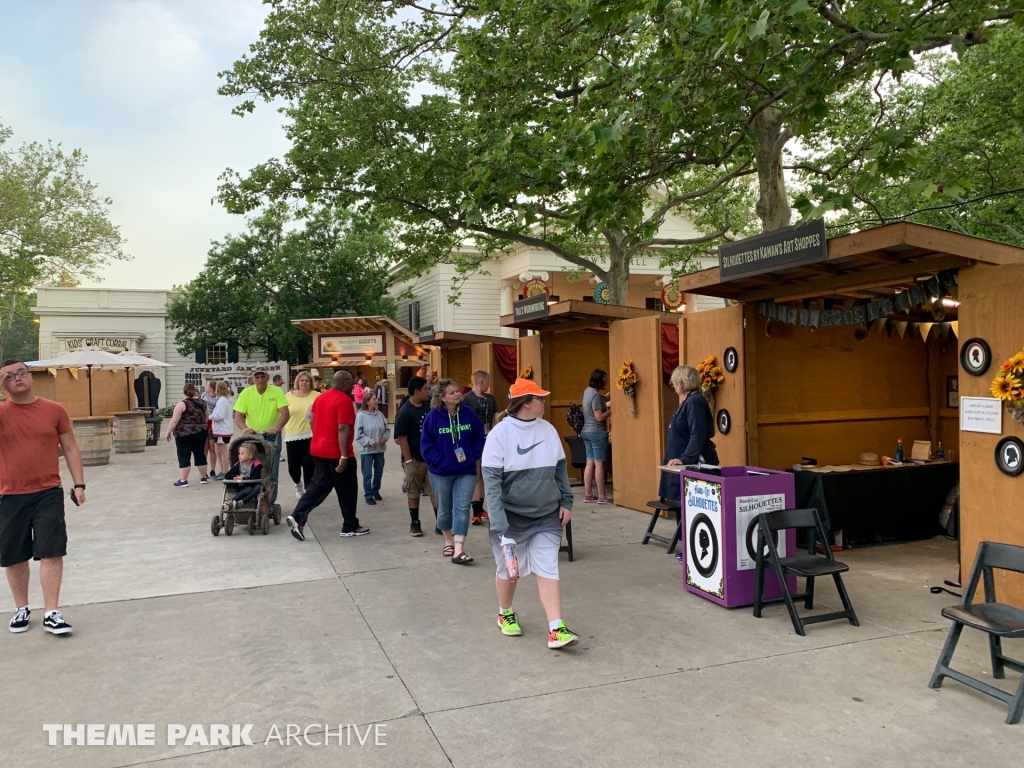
[661, 323, 679, 384]
[493, 344, 518, 384]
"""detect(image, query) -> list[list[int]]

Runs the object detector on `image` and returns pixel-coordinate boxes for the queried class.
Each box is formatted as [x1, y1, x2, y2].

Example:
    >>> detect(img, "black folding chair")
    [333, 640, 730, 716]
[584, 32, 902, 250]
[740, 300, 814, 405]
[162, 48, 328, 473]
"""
[753, 508, 859, 636]
[929, 541, 1024, 725]
[642, 499, 681, 554]
[560, 521, 574, 562]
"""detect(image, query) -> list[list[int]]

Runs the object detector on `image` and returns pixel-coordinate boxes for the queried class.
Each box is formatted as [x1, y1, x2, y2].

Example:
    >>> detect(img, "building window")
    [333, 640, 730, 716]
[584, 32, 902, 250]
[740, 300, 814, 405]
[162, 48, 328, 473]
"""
[646, 298, 666, 312]
[408, 302, 421, 333]
[206, 343, 228, 365]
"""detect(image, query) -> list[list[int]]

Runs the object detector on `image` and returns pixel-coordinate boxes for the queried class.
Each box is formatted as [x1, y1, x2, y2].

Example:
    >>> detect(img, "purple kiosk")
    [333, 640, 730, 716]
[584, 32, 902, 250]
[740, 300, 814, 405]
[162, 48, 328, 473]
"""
[679, 465, 797, 608]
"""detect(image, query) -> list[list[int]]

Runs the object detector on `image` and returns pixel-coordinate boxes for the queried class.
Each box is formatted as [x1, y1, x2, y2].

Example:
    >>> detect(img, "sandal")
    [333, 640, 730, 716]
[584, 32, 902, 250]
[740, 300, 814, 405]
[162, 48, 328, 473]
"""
[443, 545, 455, 558]
[451, 552, 474, 565]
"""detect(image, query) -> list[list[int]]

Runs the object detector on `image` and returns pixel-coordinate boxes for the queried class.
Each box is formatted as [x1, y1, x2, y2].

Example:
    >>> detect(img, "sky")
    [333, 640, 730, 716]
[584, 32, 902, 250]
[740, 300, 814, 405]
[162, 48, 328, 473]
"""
[0, 0, 290, 290]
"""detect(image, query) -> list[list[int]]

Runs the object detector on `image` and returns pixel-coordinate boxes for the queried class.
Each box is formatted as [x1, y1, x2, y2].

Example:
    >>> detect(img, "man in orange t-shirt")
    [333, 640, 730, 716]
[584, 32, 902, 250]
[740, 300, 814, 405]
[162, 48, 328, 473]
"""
[286, 370, 368, 541]
[0, 358, 86, 636]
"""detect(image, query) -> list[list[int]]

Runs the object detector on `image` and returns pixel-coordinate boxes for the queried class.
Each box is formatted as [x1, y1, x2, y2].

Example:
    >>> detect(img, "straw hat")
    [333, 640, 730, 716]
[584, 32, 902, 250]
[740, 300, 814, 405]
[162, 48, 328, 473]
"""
[858, 452, 881, 466]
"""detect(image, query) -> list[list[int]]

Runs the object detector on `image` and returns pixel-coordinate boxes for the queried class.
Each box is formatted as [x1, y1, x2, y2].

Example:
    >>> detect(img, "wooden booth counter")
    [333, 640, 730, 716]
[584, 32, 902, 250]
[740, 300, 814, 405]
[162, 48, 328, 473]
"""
[416, 331, 518, 413]
[677, 221, 1024, 605]
[291, 316, 430, 423]
[501, 299, 678, 512]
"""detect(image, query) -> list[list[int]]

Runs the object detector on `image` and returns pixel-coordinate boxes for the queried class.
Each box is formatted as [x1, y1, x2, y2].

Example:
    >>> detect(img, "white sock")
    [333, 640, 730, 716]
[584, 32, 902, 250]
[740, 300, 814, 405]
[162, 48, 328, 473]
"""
[45, 610, 58, 617]
[499, 605, 512, 614]
[548, 619, 562, 631]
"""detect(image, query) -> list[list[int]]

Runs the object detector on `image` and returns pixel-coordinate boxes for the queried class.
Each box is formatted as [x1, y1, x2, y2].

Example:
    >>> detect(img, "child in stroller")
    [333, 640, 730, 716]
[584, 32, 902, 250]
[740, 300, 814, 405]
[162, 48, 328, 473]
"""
[222, 441, 263, 510]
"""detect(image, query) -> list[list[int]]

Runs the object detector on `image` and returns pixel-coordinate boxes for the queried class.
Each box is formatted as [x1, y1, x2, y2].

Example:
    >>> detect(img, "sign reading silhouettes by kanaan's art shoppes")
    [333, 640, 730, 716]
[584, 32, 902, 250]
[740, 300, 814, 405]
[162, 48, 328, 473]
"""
[718, 219, 828, 281]
[513, 295, 549, 322]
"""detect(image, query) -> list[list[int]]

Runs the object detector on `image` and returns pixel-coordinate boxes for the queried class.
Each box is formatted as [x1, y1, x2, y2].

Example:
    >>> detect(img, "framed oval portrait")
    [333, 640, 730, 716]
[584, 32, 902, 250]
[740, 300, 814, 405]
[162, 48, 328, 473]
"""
[960, 338, 992, 376]
[717, 409, 731, 435]
[724, 347, 739, 373]
[995, 436, 1024, 477]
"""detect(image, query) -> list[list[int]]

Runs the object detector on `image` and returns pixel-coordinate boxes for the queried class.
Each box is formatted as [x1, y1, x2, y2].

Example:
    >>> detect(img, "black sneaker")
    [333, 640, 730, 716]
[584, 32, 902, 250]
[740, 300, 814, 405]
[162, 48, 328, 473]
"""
[435, 527, 443, 535]
[374, 494, 383, 501]
[9, 606, 30, 633]
[43, 610, 72, 635]
[200, 476, 209, 485]
[286, 515, 305, 541]
[364, 497, 376, 505]
[410, 521, 423, 537]
[340, 527, 370, 537]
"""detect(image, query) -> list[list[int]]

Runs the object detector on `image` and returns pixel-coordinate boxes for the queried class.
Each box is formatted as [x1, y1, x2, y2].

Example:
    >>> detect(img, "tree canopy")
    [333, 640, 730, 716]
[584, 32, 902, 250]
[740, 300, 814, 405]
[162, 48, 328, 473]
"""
[0, 291, 38, 363]
[218, 1, 1022, 304]
[167, 206, 398, 364]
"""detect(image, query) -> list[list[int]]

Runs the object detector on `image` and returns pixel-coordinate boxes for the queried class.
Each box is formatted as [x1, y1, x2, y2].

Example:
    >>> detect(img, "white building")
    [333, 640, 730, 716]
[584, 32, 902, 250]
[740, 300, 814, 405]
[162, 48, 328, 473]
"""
[33, 287, 266, 404]
[390, 212, 727, 337]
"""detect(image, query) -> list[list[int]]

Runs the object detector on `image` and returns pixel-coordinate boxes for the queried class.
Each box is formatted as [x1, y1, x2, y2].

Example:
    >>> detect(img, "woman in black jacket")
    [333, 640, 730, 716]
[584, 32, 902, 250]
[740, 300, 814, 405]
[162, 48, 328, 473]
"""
[658, 365, 720, 502]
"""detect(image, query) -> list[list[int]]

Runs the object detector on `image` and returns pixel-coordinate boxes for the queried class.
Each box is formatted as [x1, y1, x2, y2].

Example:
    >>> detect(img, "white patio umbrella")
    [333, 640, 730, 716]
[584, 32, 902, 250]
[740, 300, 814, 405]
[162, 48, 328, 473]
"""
[31, 347, 140, 416]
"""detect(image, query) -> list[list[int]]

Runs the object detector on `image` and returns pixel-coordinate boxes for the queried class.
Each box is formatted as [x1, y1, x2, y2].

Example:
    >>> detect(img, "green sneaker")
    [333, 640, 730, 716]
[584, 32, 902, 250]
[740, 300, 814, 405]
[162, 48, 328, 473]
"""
[547, 621, 579, 649]
[497, 609, 522, 636]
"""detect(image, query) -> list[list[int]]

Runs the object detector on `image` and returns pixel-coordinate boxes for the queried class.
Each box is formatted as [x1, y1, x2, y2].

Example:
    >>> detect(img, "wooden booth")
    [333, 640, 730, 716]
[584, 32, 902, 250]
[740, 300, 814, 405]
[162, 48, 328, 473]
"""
[502, 299, 679, 512]
[291, 316, 430, 423]
[677, 221, 1024, 605]
[26, 367, 136, 418]
[416, 331, 518, 413]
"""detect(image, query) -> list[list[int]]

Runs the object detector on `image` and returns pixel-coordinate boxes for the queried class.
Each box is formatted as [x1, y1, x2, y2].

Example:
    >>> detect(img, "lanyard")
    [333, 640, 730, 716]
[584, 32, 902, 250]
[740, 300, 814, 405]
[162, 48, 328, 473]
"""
[448, 408, 461, 445]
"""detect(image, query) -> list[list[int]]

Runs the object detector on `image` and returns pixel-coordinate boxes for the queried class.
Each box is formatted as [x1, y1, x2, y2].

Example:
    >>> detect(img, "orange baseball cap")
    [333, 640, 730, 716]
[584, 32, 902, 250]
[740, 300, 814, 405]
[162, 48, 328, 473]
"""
[509, 378, 550, 398]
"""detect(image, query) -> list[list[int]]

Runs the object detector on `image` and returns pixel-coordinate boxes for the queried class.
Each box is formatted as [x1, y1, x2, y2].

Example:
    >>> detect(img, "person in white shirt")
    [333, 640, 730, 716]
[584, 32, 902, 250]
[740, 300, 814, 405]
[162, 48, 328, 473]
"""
[210, 380, 235, 479]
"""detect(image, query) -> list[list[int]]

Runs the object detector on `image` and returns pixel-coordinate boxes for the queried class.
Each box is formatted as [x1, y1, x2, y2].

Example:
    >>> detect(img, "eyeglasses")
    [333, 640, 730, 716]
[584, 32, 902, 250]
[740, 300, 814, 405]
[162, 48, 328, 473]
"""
[1, 370, 31, 384]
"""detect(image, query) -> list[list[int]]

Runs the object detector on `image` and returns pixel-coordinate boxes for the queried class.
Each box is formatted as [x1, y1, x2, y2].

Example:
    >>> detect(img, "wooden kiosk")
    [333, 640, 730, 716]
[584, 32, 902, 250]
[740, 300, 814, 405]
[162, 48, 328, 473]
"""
[501, 299, 679, 511]
[415, 331, 518, 413]
[291, 316, 430, 423]
[676, 222, 1024, 604]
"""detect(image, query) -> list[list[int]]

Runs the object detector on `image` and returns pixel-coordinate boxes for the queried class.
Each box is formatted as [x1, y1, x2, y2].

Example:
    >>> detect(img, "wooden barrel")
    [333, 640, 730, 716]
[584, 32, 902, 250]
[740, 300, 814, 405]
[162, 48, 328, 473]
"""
[73, 418, 112, 466]
[113, 412, 147, 454]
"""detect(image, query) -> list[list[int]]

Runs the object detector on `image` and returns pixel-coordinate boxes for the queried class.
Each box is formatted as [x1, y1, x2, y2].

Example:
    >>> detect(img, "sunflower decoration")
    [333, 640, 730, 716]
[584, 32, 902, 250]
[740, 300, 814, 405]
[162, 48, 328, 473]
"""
[519, 364, 534, 380]
[616, 359, 639, 414]
[991, 346, 1024, 423]
[695, 355, 725, 396]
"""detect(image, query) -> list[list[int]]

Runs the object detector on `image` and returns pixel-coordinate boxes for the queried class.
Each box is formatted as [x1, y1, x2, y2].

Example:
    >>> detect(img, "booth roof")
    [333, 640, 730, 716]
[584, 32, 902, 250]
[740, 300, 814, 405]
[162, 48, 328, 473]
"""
[416, 330, 518, 348]
[291, 316, 420, 345]
[677, 222, 1024, 303]
[500, 299, 667, 331]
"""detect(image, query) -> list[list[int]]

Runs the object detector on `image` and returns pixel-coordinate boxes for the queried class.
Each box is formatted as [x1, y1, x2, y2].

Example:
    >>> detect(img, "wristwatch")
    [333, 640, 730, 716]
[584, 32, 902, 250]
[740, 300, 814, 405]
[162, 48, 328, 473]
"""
[74, 484, 86, 489]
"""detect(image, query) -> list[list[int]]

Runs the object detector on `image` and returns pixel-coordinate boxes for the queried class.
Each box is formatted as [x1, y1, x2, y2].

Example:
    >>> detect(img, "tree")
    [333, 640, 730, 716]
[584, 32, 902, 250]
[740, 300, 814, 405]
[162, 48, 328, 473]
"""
[0, 291, 38, 362]
[167, 206, 399, 363]
[792, 24, 1024, 244]
[0, 124, 126, 354]
[217, 0, 747, 305]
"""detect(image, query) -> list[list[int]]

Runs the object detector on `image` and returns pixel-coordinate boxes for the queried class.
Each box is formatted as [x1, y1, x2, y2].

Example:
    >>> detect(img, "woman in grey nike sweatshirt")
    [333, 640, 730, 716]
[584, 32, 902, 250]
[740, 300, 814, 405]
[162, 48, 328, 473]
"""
[481, 380, 579, 649]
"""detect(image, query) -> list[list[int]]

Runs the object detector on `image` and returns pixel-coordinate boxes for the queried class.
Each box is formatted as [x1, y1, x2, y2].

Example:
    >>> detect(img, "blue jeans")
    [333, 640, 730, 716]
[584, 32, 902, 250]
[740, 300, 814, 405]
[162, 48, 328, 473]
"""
[361, 452, 385, 499]
[429, 473, 475, 537]
[581, 431, 609, 462]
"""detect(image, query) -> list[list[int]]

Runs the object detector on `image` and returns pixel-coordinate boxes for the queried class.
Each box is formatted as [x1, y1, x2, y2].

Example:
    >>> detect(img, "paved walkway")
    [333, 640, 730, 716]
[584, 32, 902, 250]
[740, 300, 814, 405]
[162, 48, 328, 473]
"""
[1, 440, 1022, 767]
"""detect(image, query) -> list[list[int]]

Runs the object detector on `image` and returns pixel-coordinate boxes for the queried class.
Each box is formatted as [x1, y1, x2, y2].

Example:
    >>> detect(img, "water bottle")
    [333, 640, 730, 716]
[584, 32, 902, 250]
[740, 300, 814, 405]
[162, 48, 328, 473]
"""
[936, 441, 944, 460]
[500, 536, 520, 581]
[895, 437, 904, 463]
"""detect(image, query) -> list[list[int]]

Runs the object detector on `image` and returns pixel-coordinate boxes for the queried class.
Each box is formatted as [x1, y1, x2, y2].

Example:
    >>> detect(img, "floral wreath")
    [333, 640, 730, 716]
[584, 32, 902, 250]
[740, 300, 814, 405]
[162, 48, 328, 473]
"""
[616, 359, 638, 413]
[519, 364, 534, 380]
[696, 355, 725, 395]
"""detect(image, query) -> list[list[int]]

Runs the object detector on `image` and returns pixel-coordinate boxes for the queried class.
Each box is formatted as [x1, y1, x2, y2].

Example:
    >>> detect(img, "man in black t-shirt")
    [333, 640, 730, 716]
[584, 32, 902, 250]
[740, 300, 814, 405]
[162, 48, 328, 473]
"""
[461, 369, 498, 525]
[394, 377, 436, 536]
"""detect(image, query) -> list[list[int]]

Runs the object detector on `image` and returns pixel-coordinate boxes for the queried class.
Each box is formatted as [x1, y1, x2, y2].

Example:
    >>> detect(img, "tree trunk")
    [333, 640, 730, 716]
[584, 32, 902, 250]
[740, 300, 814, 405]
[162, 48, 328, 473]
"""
[603, 230, 631, 305]
[0, 293, 16, 362]
[753, 106, 793, 233]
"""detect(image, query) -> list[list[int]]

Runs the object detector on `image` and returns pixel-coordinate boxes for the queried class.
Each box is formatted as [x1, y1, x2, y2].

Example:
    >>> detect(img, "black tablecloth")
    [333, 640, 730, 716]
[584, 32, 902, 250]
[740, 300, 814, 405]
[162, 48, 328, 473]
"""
[792, 462, 959, 547]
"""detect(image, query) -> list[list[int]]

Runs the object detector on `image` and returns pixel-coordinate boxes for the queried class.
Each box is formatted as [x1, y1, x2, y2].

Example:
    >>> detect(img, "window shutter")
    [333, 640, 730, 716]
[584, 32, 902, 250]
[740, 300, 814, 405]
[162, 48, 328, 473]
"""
[227, 342, 239, 363]
[195, 347, 207, 364]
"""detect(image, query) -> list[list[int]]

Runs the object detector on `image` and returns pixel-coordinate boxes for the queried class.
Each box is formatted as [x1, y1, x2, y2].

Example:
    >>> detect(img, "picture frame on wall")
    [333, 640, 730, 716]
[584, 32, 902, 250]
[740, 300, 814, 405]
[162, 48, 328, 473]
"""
[946, 376, 959, 409]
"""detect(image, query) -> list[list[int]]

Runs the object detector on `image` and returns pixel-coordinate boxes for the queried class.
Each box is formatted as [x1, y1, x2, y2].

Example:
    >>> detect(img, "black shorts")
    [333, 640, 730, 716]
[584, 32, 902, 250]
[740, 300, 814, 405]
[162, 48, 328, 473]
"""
[0, 487, 68, 567]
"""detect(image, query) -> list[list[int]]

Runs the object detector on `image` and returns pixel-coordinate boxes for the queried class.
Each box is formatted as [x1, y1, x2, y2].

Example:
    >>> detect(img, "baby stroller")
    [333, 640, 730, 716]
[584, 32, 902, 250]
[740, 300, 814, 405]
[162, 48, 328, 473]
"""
[210, 435, 282, 536]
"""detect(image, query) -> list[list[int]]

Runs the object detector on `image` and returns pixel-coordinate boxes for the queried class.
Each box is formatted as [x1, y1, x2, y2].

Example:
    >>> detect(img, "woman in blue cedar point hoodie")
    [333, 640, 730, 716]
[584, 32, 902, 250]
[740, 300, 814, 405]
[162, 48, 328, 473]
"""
[421, 378, 486, 564]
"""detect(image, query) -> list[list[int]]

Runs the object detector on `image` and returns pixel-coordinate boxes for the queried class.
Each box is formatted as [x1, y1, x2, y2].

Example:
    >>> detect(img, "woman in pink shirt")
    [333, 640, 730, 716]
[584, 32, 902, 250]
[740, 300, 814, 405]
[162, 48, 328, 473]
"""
[353, 377, 366, 411]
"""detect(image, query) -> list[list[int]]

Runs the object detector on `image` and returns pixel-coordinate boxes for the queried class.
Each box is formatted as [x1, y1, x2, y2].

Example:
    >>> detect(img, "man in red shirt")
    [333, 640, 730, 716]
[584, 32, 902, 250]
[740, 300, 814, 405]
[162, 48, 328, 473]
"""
[286, 370, 368, 541]
[0, 359, 86, 635]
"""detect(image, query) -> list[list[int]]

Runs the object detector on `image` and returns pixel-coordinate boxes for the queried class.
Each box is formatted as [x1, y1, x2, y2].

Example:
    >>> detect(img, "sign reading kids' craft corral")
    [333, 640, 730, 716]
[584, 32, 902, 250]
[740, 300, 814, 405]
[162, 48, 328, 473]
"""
[718, 219, 828, 281]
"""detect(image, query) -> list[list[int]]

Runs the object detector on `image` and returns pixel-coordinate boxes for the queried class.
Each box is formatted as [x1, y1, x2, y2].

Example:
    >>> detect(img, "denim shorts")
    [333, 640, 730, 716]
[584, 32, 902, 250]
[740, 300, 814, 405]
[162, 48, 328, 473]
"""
[581, 431, 609, 462]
